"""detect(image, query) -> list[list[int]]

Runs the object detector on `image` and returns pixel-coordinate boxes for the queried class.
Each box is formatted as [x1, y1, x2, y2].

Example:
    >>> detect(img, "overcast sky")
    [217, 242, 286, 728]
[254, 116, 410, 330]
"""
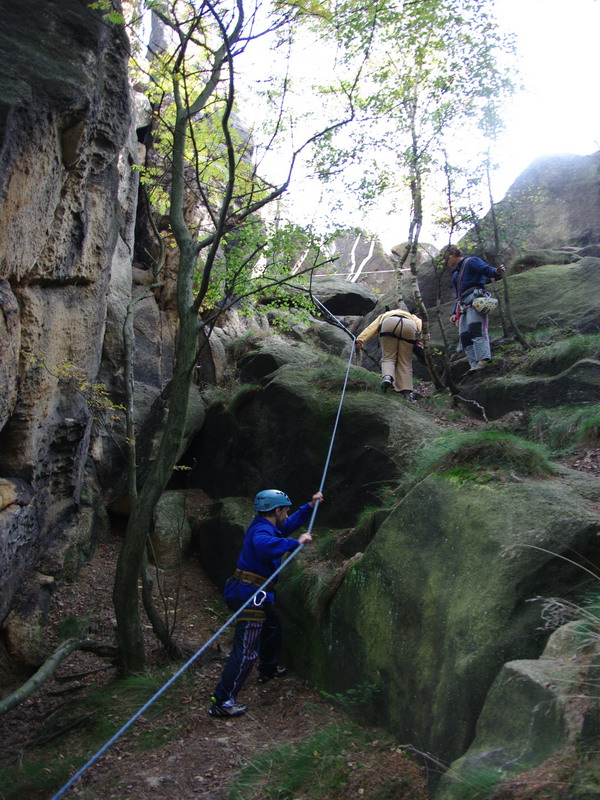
[492, 0, 600, 199]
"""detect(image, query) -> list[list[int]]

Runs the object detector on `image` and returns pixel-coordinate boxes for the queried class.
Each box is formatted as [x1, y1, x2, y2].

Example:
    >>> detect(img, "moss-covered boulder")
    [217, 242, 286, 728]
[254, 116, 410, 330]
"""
[509, 248, 582, 275]
[500, 258, 600, 334]
[187, 359, 440, 526]
[309, 276, 378, 315]
[279, 473, 600, 768]
[238, 337, 326, 383]
[191, 497, 250, 590]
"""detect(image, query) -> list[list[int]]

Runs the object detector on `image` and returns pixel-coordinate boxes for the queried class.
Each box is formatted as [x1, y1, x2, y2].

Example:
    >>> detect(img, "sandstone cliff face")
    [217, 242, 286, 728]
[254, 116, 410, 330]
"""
[0, 0, 133, 636]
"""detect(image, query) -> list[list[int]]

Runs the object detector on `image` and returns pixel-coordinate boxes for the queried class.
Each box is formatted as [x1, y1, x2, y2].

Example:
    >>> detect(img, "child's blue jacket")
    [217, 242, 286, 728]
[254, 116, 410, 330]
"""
[223, 503, 312, 605]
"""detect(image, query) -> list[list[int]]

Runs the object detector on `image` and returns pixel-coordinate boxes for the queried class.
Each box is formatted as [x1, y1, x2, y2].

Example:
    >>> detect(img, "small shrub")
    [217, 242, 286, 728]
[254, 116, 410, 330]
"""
[227, 382, 260, 413]
[226, 330, 267, 361]
[315, 528, 339, 558]
[57, 615, 89, 638]
[320, 681, 381, 710]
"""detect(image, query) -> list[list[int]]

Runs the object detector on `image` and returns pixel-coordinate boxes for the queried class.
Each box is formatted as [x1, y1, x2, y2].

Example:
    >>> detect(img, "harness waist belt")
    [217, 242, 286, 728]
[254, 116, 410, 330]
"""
[379, 332, 418, 342]
[378, 315, 418, 343]
[233, 568, 274, 590]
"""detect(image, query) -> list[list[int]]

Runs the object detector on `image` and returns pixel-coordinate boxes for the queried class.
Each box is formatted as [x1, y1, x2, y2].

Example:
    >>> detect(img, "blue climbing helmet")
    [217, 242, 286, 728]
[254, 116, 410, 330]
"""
[253, 489, 292, 513]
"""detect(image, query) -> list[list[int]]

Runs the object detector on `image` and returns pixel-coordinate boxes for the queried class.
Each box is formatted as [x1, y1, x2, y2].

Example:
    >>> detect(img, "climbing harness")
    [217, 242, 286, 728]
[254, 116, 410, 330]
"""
[51, 286, 357, 800]
[377, 314, 420, 344]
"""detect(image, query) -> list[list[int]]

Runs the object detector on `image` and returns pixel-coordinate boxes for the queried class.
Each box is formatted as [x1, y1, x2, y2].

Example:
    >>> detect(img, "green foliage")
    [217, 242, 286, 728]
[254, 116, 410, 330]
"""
[88, 0, 125, 25]
[412, 430, 556, 480]
[23, 350, 125, 424]
[526, 405, 600, 454]
[320, 681, 381, 711]
[309, 0, 516, 225]
[125, 3, 340, 321]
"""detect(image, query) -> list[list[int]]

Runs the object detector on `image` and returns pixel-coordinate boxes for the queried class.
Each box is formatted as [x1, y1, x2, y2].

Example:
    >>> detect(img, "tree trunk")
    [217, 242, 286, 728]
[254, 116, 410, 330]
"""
[405, 119, 445, 391]
[112, 45, 205, 675]
[484, 158, 529, 350]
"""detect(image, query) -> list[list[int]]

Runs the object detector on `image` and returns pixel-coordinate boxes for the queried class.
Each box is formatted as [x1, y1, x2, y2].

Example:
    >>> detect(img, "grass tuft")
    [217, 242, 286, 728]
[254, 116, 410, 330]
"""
[228, 722, 424, 800]
[522, 334, 600, 376]
[526, 405, 600, 453]
[411, 430, 556, 480]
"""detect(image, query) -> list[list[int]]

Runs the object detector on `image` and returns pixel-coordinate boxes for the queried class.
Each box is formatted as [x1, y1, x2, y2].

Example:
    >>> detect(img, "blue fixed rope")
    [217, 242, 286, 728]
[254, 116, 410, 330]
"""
[51, 304, 356, 800]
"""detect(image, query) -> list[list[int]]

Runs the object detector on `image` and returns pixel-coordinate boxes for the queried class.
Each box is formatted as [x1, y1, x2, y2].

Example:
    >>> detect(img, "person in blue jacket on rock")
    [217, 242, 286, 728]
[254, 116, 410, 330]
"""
[445, 245, 505, 374]
[208, 488, 323, 718]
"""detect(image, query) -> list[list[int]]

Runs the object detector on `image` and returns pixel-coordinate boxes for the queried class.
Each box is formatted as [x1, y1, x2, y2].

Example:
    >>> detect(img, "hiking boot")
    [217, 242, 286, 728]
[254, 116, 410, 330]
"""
[208, 700, 248, 718]
[381, 375, 393, 392]
[462, 362, 487, 380]
[258, 666, 287, 684]
[400, 390, 415, 402]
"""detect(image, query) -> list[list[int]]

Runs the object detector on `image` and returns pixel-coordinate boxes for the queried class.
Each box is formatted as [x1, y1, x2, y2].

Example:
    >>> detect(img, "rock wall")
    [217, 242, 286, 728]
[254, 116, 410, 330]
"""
[279, 473, 600, 771]
[0, 0, 133, 635]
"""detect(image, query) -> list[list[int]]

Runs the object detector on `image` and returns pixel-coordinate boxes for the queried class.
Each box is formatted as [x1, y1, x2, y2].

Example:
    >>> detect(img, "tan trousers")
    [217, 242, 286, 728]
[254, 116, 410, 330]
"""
[379, 315, 418, 392]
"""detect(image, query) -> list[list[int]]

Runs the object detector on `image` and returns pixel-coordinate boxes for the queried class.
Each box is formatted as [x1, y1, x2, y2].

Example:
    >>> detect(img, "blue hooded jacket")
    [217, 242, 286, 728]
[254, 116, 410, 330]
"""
[223, 503, 313, 605]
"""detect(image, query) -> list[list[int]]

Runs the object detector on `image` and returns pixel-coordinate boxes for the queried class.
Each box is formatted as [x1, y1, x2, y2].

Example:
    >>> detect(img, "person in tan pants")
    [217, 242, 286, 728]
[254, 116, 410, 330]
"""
[355, 308, 422, 399]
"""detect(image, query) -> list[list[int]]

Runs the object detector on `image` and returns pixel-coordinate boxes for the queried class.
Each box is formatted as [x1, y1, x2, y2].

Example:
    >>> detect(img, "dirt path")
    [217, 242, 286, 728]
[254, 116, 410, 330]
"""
[0, 533, 427, 799]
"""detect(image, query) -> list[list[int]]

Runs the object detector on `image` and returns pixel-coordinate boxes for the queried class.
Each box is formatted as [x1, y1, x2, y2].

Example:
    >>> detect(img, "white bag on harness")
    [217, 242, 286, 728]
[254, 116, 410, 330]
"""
[472, 295, 498, 314]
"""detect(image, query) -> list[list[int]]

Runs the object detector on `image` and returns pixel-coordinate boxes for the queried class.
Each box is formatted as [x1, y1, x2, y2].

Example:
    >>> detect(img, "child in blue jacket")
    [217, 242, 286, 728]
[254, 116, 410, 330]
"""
[208, 488, 323, 718]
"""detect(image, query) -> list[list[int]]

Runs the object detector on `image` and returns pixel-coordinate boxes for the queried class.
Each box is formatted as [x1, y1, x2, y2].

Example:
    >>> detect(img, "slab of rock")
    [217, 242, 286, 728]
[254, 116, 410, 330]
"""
[310, 276, 378, 316]
[436, 622, 600, 798]
[149, 491, 192, 570]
